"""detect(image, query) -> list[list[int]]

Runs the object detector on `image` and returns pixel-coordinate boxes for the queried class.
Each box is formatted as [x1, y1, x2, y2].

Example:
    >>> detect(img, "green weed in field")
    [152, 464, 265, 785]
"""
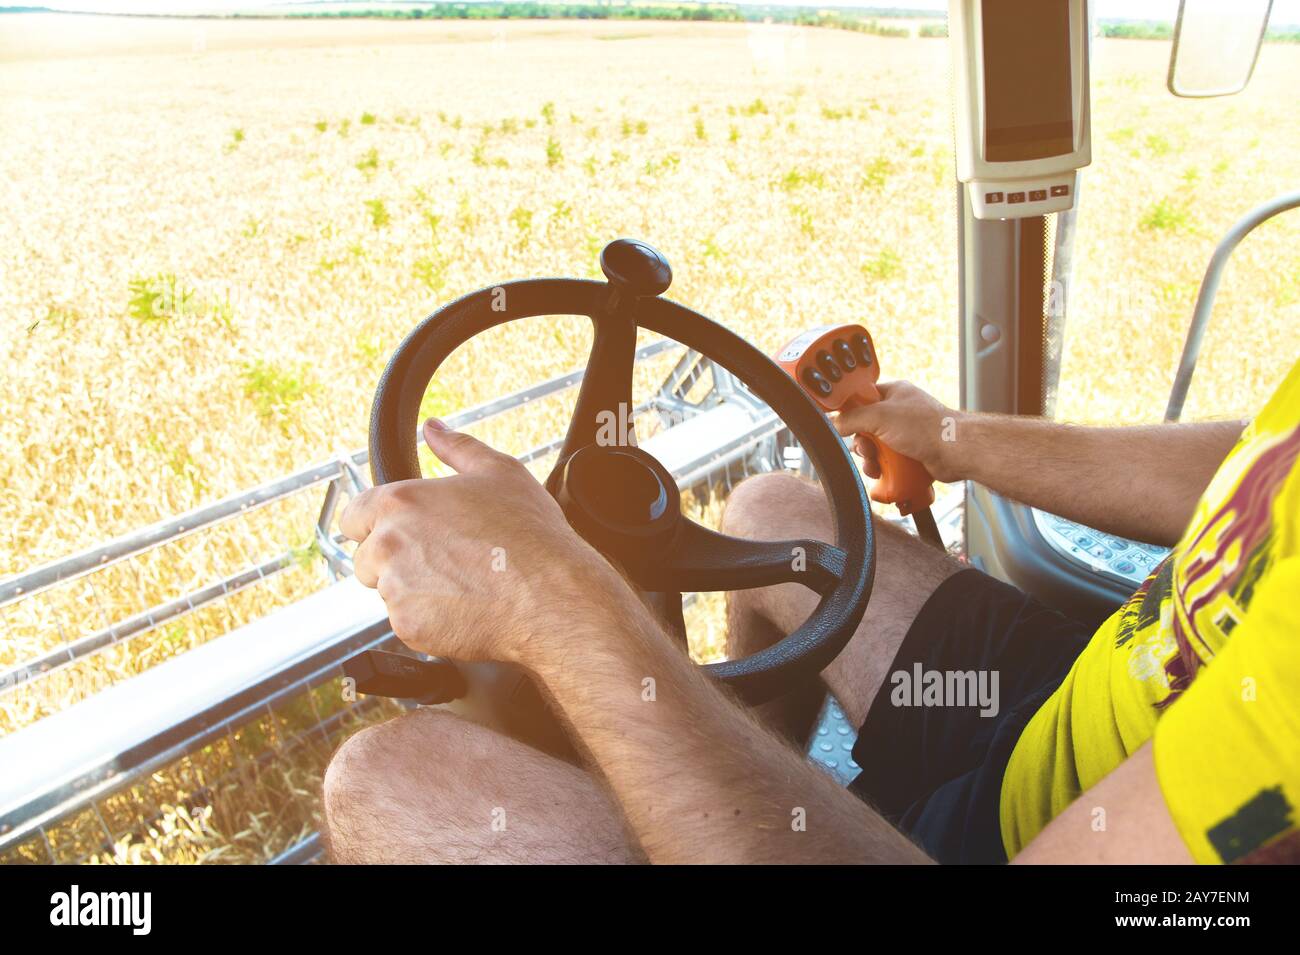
[209, 298, 235, 331]
[365, 199, 390, 228]
[423, 211, 443, 240]
[456, 194, 477, 231]
[860, 156, 893, 190]
[1141, 199, 1189, 232]
[862, 249, 903, 280]
[644, 153, 680, 176]
[780, 168, 828, 191]
[418, 378, 459, 425]
[356, 148, 379, 174]
[1276, 272, 1300, 307]
[355, 334, 384, 366]
[790, 203, 816, 239]
[510, 206, 534, 241]
[550, 201, 573, 228]
[144, 432, 208, 498]
[127, 274, 194, 323]
[288, 537, 323, 572]
[242, 360, 317, 424]
[1145, 133, 1173, 157]
[1157, 279, 1197, 305]
[413, 256, 448, 292]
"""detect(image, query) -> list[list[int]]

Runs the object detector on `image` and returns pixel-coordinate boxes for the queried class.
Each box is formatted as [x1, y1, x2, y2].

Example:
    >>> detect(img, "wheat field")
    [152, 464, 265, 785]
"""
[1, 13, 1298, 862]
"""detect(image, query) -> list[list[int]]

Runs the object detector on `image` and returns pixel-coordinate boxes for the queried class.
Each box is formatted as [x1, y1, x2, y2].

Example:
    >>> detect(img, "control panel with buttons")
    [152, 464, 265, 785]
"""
[972, 171, 1077, 220]
[1031, 508, 1170, 587]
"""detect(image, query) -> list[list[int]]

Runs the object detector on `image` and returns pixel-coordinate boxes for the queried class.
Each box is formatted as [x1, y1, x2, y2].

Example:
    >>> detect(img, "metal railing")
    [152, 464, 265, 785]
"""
[0, 340, 806, 864]
[0, 339, 682, 698]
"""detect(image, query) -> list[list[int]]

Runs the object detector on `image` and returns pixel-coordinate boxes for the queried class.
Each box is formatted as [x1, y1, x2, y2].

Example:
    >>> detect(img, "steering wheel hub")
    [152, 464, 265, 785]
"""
[554, 444, 681, 565]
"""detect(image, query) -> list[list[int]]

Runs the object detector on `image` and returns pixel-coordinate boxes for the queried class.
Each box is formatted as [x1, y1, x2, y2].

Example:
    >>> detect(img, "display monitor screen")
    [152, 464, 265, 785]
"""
[982, 0, 1074, 162]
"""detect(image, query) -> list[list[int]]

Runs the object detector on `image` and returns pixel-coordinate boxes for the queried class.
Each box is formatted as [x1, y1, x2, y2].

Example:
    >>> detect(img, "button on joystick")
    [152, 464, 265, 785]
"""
[832, 339, 857, 371]
[816, 350, 842, 382]
[850, 333, 873, 366]
[802, 368, 834, 397]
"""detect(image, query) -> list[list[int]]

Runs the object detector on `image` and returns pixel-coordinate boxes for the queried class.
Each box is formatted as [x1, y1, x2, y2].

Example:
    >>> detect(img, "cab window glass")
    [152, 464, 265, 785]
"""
[1055, 18, 1300, 425]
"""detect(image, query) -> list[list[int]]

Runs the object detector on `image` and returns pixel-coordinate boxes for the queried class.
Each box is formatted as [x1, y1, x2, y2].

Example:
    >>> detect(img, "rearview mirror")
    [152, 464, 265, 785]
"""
[1168, 0, 1272, 97]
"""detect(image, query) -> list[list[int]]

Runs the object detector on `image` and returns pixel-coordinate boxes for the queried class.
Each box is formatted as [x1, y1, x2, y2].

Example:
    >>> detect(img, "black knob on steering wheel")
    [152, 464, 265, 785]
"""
[368, 240, 875, 704]
[600, 238, 672, 304]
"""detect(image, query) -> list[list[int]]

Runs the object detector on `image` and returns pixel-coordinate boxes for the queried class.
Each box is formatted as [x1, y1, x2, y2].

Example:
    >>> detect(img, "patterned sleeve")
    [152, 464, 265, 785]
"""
[1153, 557, 1300, 863]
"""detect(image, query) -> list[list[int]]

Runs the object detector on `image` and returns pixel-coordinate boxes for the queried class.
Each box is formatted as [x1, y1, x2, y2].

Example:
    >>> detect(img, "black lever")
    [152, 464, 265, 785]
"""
[599, 238, 672, 315]
[343, 650, 467, 705]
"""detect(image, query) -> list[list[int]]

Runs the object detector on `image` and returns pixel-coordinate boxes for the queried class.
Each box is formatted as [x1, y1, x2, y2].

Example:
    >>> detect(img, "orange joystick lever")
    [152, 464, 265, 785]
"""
[775, 324, 936, 517]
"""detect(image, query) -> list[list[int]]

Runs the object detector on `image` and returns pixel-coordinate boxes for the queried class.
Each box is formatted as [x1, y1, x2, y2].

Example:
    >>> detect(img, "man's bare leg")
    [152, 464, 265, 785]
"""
[722, 471, 963, 731]
[324, 471, 957, 863]
[323, 708, 640, 864]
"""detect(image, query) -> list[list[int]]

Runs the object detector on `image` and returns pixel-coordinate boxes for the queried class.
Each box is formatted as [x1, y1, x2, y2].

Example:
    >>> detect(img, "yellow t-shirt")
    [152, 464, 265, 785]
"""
[1000, 360, 1300, 863]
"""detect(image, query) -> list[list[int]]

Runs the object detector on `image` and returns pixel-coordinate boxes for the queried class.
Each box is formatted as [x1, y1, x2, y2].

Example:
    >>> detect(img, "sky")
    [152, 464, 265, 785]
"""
[20, 0, 1300, 27]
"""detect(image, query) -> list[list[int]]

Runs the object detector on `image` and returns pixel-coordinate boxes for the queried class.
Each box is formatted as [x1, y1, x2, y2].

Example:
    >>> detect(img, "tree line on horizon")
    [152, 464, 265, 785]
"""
[6, 3, 1298, 42]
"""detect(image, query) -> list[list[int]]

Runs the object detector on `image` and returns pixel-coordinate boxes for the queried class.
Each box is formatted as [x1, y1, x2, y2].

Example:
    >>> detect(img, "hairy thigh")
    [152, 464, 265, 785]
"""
[323, 708, 641, 864]
[722, 471, 961, 727]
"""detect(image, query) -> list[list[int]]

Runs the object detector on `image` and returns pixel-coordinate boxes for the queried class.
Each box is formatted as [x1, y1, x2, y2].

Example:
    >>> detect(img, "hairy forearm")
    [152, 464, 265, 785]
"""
[953, 415, 1244, 546]
[525, 567, 929, 864]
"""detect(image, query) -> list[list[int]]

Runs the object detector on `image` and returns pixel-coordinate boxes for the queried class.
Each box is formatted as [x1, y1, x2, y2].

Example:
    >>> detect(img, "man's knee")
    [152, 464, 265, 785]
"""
[721, 471, 829, 541]
[322, 708, 461, 863]
[722, 472, 830, 657]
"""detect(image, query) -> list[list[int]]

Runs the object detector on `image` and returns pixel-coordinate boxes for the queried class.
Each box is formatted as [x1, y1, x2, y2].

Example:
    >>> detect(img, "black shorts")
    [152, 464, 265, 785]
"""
[847, 568, 1092, 864]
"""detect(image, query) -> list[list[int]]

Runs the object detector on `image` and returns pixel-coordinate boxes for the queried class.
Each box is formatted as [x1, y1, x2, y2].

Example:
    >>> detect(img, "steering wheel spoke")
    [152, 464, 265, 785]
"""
[639, 517, 846, 596]
[550, 313, 639, 476]
[547, 239, 675, 487]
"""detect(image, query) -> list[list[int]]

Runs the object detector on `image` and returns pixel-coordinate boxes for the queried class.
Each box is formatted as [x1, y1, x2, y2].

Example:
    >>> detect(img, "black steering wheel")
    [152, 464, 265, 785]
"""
[369, 239, 875, 704]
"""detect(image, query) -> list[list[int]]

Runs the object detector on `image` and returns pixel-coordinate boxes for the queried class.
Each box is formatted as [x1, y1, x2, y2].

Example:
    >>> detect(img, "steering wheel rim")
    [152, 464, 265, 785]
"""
[369, 247, 874, 705]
